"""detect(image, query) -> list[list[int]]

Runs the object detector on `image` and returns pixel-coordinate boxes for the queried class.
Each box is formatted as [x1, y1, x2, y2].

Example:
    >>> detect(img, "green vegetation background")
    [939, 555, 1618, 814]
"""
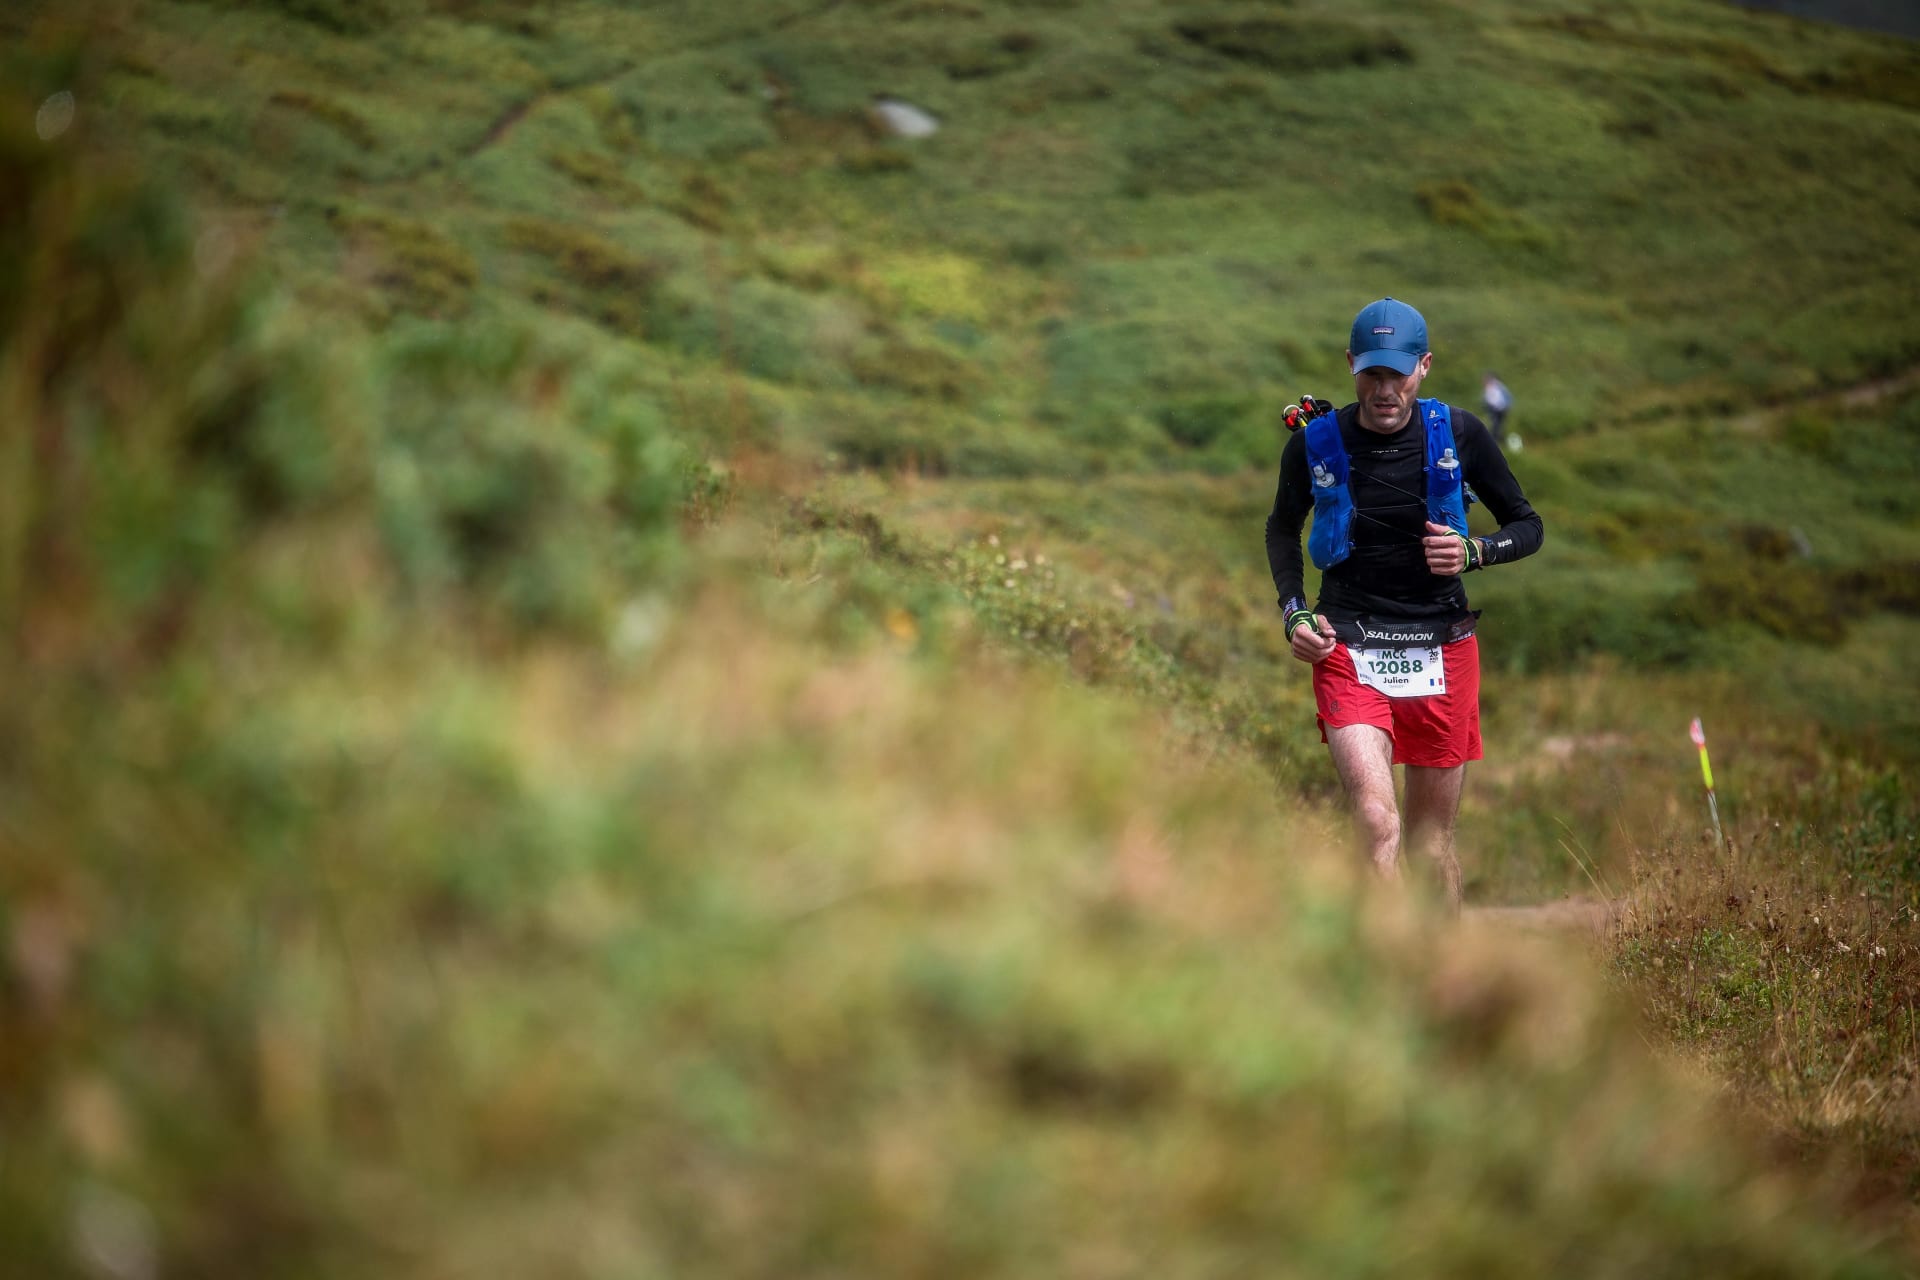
[4, 0, 1920, 1274]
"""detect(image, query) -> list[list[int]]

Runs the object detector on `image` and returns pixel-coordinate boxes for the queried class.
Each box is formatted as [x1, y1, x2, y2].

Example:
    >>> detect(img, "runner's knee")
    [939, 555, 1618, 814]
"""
[1353, 794, 1400, 848]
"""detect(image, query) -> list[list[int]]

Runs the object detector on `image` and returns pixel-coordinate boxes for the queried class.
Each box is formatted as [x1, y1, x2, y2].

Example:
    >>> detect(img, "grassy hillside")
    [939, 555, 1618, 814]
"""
[49, 0, 1920, 702]
[5, 0, 1920, 1272]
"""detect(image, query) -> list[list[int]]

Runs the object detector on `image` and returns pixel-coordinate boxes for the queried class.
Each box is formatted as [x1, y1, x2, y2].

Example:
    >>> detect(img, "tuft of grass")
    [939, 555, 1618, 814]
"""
[1171, 15, 1412, 71]
[635, 49, 779, 159]
[258, 0, 395, 36]
[504, 215, 666, 334]
[1805, 48, 1920, 112]
[267, 88, 380, 150]
[942, 28, 1044, 80]
[847, 335, 980, 403]
[545, 146, 650, 203]
[1416, 179, 1557, 252]
[428, 0, 553, 38]
[838, 140, 915, 174]
[326, 205, 478, 319]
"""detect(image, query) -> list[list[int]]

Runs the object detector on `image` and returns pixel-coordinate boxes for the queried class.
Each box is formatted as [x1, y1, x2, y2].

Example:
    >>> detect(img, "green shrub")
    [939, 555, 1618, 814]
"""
[1781, 409, 1839, 460]
[1475, 569, 1698, 672]
[0, 81, 349, 656]
[947, 431, 1091, 479]
[546, 147, 650, 202]
[505, 215, 665, 334]
[250, 0, 395, 35]
[944, 29, 1043, 80]
[819, 402, 1090, 480]
[1833, 559, 1920, 617]
[667, 170, 734, 232]
[1171, 16, 1411, 71]
[1155, 394, 1251, 450]
[374, 318, 684, 629]
[267, 88, 379, 149]
[826, 413, 955, 474]
[633, 51, 778, 158]
[752, 38, 891, 116]
[326, 205, 478, 319]
[1416, 180, 1555, 252]
[428, 0, 554, 37]
[848, 336, 980, 402]
[1804, 49, 1920, 112]
[839, 142, 915, 174]
[3, 70, 688, 649]
[1683, 552, 1843, 643]
[640, 273, 834, 384]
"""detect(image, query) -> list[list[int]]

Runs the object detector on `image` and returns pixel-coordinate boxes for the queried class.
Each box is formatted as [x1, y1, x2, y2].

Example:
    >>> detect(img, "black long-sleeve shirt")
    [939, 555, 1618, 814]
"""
[1264, 403, 1543, 626]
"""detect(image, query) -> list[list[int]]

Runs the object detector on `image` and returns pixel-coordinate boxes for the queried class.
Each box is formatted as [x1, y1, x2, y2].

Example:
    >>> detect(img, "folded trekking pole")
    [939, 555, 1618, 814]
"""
[1283, 394, 1335, 432]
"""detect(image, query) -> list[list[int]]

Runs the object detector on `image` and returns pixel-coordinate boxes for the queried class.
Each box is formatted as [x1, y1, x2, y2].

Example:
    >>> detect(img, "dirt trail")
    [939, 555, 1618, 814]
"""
[1730, 361, 1920, 433]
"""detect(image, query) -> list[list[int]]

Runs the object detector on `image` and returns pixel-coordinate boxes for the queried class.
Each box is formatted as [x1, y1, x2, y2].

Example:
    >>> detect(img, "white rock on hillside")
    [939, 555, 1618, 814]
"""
[872, 97, 939, 138]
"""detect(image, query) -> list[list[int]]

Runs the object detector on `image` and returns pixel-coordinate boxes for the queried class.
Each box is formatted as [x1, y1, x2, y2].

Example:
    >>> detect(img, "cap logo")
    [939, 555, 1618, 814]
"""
[1372, 326, 1394, 335]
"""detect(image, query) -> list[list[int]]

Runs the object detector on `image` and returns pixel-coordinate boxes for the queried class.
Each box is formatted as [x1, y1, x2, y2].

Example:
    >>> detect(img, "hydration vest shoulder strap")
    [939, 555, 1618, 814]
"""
[1303, 413, 1348, 487]
[1303, 413, 1354, 571]
[1420, 399, 1470, 536]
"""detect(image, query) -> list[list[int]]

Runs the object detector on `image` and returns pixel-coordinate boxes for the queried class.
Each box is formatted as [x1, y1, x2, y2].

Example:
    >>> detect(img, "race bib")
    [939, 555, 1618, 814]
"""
[1349, 645, 1446, 699]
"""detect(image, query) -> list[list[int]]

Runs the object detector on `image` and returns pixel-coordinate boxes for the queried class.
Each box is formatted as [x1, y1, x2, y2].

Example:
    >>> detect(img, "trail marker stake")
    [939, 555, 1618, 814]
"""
[1689, 716, 1724, 852]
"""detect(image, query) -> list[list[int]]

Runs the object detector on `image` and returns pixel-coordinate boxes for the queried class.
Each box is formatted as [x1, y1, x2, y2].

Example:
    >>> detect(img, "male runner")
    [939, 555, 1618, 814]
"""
[1264, 298, 1543, 910]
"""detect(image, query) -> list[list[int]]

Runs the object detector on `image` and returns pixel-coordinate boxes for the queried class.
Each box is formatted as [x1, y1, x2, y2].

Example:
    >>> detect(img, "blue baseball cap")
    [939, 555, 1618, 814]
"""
[1348, 297, 1429, 375]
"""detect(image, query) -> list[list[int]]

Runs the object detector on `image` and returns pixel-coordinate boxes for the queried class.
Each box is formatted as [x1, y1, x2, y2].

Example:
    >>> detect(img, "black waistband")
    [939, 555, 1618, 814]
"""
[1328, 613, 1478, 647]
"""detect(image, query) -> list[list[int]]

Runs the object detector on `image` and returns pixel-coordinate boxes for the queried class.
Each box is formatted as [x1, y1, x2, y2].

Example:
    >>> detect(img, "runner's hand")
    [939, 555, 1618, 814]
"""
[1289, 613, 1337, 664]
[1423, 521, 1472, 576]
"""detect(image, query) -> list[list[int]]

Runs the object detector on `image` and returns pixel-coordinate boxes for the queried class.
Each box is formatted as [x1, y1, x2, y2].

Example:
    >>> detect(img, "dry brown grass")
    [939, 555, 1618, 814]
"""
[1604, 827, 1920, 1253]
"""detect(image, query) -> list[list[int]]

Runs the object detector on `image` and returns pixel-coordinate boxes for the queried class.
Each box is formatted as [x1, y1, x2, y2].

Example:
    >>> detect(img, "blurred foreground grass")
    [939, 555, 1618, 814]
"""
[14, 559, 1918, 1275]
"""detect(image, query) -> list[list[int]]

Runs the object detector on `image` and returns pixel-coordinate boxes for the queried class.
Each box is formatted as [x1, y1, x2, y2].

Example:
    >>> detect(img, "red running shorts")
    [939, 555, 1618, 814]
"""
[1311, 634, 1482, 768]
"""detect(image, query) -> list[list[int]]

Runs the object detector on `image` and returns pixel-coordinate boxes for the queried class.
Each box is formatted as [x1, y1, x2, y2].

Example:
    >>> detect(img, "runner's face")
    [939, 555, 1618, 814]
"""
[1347, 351, 1433, 433]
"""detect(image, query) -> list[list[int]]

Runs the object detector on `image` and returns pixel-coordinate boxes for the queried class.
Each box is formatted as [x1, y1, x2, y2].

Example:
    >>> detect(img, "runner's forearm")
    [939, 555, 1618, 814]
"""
[1473, 513, 1543, 567]
[1265, 433, 1312, 604]
[1267, 519, 1306, 604]
[1457, 415, 1544, 567]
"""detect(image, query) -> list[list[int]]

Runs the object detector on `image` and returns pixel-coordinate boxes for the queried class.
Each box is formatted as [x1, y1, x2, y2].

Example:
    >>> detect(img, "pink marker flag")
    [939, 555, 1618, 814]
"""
[1689, 717, 1723, 848]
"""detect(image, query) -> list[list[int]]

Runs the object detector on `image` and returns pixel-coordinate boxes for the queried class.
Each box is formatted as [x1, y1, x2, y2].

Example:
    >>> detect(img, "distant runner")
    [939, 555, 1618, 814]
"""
[1265, 298, 1543, 911]
[1481, 372, 1512, 436]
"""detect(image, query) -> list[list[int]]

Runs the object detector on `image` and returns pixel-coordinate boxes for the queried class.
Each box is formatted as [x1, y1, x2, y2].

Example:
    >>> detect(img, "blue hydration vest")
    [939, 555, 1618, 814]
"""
[1305, 398, 1469, 571]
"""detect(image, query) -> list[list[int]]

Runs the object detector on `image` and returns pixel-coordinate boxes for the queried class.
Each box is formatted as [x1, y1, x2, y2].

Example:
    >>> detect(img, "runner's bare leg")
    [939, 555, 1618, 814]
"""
[1404, 763, 1466, 915]
[1325, 724, 1401, 881]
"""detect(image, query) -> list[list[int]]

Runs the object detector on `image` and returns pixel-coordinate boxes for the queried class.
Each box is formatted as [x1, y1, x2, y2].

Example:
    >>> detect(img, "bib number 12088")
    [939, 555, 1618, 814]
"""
[1349, 645, 1446, 699]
